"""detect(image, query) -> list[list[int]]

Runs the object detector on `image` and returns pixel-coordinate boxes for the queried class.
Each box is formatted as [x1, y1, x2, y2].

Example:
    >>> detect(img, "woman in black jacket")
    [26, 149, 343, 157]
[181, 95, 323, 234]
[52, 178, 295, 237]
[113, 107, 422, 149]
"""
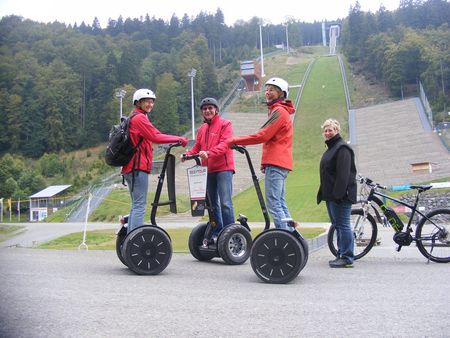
[317, 119, 357, 268]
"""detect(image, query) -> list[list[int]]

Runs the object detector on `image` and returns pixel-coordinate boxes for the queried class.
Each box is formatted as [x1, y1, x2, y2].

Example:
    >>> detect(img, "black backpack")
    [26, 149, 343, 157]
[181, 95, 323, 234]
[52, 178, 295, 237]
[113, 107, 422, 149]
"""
[105, 114, 142, 167]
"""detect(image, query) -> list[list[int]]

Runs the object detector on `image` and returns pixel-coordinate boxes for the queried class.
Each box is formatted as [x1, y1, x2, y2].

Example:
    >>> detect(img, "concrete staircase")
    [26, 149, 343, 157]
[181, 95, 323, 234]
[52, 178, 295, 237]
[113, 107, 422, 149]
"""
[351, 98, 450, 186]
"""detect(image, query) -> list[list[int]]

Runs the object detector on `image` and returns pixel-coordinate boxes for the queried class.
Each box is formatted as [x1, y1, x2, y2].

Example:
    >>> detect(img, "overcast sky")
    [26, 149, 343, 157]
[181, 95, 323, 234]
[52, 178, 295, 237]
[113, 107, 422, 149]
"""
[0, 0, 401, 27]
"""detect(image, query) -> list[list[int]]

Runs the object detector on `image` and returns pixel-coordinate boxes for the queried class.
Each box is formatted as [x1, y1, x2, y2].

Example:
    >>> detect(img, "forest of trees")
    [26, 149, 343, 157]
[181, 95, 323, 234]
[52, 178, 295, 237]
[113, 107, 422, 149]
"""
[0, 10, 323, 159]
[341, 0, 450, 121]
[0, 0, 449, 204]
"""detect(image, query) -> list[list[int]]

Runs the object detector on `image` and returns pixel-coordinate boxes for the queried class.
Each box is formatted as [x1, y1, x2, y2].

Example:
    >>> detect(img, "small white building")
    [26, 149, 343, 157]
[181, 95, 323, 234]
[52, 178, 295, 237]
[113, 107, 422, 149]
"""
[29, 185, 71, 221]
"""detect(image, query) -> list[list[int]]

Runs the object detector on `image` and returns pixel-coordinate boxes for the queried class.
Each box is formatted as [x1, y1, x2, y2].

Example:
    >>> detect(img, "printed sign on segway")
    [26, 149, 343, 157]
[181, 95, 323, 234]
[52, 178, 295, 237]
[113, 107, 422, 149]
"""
[187, 164, 208, 216]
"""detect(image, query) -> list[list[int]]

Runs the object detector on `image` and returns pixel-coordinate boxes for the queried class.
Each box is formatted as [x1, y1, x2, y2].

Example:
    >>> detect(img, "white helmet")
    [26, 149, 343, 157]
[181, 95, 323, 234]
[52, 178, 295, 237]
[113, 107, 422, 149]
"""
[265, 77, 289, 98]
[132, 88, 156, 105]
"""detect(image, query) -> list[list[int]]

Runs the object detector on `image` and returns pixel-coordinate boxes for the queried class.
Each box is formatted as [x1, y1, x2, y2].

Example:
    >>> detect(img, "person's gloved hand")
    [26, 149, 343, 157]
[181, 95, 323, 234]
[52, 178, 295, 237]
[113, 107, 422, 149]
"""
[179, 137, 188, 147]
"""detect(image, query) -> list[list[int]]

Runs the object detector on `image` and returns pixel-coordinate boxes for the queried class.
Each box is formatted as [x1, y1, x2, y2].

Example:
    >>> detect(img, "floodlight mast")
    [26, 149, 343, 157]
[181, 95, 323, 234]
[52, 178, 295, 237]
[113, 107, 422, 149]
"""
[188, 69, 197, 140]
[115, 89, 126, 121]
[259, 21, 265, 77]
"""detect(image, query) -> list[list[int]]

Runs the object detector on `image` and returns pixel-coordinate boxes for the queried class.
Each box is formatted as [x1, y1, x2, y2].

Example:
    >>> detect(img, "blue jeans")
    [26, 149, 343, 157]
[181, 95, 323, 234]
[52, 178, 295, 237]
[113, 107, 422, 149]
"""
[207, 170, 235, 236]
[123, 171, 149, 233]
[264, 165, 293, 231]
[326, 200, 354, 263]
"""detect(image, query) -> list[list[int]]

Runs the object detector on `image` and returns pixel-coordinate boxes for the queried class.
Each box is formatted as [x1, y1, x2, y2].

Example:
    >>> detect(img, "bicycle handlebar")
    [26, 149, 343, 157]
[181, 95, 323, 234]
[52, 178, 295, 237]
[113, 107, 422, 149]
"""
[357, 174, 387, 190]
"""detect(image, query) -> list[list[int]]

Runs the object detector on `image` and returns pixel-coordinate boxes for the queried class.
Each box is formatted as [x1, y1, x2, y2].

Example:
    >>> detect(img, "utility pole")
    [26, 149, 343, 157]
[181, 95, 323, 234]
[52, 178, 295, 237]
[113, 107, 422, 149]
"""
[259, 22, 265, 77]
[115, 89, 126, 121]
[285, 24, 289, 54]
[188, 68, 197, 140]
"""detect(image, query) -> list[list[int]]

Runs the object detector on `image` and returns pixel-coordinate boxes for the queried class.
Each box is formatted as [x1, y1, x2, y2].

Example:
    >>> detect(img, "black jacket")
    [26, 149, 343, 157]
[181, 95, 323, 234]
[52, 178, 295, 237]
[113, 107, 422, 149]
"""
[317, 134, 357, 204]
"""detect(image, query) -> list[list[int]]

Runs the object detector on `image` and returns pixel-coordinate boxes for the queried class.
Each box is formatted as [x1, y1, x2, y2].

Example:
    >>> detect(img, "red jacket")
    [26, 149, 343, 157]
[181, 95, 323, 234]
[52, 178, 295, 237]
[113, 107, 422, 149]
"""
[121, 109, 182, 174]
[185, 114, 235, 173]
[229, 100, 295, 171]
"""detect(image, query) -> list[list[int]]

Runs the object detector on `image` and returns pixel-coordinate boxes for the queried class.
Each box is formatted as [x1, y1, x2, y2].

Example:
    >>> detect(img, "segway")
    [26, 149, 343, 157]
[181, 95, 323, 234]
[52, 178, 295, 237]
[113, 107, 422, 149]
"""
[183, 154, 253, 265]
[232, 145, 309, 284]
[115, 142, 181, 275]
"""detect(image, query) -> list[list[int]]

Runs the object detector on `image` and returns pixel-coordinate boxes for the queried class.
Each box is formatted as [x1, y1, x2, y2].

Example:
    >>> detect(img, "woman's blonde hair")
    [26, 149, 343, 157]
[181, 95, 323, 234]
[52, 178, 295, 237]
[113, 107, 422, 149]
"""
[321, 118, 341, 133]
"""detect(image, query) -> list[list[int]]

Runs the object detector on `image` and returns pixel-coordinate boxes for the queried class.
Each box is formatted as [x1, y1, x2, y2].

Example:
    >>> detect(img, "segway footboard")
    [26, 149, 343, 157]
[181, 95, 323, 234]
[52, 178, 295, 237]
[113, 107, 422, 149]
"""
[188, 222, 218, 261]
[122, 225, 173, 275]
[250, 229, 308, 284]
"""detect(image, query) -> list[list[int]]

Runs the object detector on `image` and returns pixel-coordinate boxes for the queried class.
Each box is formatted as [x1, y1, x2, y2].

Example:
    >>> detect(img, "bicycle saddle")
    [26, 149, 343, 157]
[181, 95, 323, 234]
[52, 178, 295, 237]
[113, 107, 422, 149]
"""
[409, 185, 432, 192]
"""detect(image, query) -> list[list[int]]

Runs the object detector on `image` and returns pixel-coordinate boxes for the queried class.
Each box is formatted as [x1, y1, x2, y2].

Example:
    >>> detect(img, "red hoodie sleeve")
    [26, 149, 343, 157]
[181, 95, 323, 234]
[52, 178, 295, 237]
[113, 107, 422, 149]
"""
[230, 110, 287, 146]
[134, 114, 182, 144]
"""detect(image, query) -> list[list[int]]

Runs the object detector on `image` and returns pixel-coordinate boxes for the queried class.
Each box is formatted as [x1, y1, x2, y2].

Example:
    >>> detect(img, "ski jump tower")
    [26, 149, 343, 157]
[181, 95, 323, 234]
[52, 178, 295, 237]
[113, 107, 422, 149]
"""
[328, 25, 340, 55]
[240, 60, 262, 92]
[322, 22, 340, 55]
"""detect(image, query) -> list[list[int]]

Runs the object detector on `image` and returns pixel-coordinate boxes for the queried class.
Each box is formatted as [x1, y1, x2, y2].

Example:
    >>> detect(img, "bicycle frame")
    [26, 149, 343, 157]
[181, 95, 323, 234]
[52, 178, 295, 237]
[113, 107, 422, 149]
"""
[368, 190, 424, 231]
[364, 180, 447, 239]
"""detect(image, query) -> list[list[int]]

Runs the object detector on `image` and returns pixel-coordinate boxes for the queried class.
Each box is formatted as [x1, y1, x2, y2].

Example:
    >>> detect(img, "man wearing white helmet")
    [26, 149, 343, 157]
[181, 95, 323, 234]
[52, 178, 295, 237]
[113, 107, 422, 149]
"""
[227, 77, 299, 231]
[121, 88, 188, 233]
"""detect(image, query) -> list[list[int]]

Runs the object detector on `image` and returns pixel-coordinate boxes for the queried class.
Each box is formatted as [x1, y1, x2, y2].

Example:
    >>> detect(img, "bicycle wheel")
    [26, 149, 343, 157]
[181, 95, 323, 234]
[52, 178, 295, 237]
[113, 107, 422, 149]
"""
[415, 208, 450, 263]
[327, 208, 378, 260]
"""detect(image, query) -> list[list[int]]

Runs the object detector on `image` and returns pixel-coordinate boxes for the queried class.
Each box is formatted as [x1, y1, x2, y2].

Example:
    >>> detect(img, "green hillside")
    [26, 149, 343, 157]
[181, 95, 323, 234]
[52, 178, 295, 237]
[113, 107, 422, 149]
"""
[232, 51, 349, 222]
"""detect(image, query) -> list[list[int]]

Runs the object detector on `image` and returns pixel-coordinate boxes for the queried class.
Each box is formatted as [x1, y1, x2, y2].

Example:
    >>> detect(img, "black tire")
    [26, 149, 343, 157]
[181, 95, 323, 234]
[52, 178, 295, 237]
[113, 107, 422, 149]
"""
[415, 208, 450, 263]
[188, 222, 216, 261]
[115, 226, 128, 267]
[292, 230, 309, 270]
[327, 209, 377, 260]
[250, 230, 306, 284]
[122, 226, 172, 275]
[217, 223, 252, 265]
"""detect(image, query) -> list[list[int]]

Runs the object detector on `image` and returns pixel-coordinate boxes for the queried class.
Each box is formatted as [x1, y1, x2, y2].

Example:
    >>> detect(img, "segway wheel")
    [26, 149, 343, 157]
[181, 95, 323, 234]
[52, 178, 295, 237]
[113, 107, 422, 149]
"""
[217, 223, 252, 265]
[116, 226, 128, 267]
[122, 226, 172, 275]
[188, 222, 217, 261]
[250, 230, 306, 284]
[292, 230, 309, 270]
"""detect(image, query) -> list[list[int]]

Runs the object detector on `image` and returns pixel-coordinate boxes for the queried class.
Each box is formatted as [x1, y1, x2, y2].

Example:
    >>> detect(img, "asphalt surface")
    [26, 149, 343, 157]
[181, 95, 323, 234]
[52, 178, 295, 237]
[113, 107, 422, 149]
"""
[0, 222, 449, 337]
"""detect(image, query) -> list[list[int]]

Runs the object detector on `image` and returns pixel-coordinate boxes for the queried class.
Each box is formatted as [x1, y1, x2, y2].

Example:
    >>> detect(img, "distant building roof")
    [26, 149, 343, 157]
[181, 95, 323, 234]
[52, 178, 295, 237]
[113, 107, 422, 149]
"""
[29, 185, 71, 198]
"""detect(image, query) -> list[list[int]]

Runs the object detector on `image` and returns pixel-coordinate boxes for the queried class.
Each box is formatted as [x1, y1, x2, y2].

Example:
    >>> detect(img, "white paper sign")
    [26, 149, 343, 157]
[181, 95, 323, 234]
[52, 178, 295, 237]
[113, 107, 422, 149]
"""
[187, 165, 208, 216]
[187, 165, 208, 200]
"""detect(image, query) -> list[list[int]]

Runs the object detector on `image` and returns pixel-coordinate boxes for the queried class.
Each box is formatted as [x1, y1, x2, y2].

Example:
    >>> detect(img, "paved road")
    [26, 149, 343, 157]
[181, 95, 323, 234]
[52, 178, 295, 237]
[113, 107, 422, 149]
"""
[0, 224, 449, 337]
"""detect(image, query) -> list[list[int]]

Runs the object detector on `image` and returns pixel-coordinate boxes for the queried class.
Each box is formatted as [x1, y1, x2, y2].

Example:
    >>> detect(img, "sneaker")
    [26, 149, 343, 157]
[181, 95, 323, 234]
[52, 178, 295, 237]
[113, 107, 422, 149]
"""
[329, 258, 353, 268]
[202, 239, 209, 248]
[328, 257, 340, 264]
[283, 218, 299, 228]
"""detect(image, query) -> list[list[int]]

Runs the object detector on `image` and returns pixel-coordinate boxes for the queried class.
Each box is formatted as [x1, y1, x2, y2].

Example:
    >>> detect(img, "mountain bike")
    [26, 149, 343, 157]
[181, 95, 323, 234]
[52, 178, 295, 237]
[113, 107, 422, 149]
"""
[327, 175, 450, 263]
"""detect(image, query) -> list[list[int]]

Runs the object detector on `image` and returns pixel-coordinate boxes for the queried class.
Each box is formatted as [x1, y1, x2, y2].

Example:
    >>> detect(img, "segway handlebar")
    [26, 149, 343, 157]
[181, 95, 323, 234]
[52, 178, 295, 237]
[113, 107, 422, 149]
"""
[182, 153, 201, 166]
[231, 144, 246, 154]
